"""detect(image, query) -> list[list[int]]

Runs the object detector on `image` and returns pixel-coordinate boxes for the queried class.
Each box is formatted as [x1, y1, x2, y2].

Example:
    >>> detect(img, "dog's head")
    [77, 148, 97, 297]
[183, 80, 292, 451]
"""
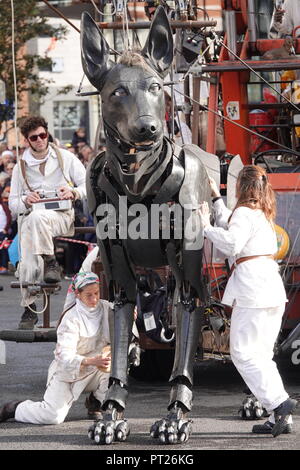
[81, 7, 173, 149]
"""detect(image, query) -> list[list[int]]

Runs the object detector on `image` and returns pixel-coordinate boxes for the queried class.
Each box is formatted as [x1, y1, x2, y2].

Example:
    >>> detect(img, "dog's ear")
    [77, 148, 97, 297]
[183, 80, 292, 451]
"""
[142, 6, 173, 78]
[81, 12, 114, 91]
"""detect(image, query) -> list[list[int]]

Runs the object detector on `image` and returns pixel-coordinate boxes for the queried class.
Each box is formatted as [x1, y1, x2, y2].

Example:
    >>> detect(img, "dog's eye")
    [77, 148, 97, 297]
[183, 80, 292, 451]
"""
[112, 87, 127, 97]
[149, 83, 161, 92]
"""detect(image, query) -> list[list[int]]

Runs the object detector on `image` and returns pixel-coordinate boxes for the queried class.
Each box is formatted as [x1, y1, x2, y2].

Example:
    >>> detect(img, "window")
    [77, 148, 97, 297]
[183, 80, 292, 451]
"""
[53, 100, 89, 144]
[52, 58, 64, 73]
[39, 57, 64, 73]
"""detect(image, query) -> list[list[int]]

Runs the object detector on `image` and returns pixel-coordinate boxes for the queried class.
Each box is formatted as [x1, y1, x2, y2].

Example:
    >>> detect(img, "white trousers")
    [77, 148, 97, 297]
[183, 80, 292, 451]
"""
[15, 368, 109, 425]
[230, 304, 289, 413]
[17, 209, 74, 306]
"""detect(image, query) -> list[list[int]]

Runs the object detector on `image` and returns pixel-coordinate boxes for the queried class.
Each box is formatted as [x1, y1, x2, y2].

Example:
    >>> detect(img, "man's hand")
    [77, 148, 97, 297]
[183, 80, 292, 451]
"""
[274, 7, 285, 24]
[24, 191, 41, 207]
[58, 186, 75, 200]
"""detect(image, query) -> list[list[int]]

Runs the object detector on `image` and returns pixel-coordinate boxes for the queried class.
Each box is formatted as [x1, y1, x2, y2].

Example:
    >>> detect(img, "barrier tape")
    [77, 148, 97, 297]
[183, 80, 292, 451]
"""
[0, 238, 12, 250]
[56, 237, 97, 252]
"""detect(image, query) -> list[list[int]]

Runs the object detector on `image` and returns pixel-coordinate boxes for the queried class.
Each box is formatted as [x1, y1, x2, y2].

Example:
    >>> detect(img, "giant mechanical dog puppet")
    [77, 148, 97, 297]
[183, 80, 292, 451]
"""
[81, 6, 221, 444]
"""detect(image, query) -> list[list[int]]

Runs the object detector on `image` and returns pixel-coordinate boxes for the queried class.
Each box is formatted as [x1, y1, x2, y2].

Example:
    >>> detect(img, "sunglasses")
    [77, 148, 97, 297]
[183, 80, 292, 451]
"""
[28, 132, 48, 142]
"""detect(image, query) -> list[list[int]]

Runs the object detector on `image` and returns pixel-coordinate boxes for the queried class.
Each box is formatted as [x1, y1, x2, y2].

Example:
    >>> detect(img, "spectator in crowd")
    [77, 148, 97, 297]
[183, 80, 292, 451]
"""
[71, 127, 88, 153]
[0, 150, 14, 177]
[164, 91, 192, 146]
[0, 162, 15, 203]
[64, 143, 77, 155]
[0, 192, 12, 274]
[8, 115, 87, 330]
[78, 144, 96, 167]
[270, 0, 300, 38]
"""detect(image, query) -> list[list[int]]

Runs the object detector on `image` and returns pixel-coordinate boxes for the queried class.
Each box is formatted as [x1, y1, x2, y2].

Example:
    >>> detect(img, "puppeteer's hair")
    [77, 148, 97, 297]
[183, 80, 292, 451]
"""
[20, 116, 48, 138]
[232, 165, 276, 222]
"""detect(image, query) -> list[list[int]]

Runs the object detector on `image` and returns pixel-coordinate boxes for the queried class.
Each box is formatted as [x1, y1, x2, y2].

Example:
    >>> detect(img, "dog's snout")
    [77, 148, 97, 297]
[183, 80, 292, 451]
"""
[135, 117, 157, 137]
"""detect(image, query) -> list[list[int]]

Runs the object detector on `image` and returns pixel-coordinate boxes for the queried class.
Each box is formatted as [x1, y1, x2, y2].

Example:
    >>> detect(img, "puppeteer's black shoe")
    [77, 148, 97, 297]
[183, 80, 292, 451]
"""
[0, 401, 21, 422]
[43, 255, 61, 283]
[18, 303, 38, 330]
[85, 393, 102, 420]
[272, 398, 298, 437]
[252, 420, 292, 435]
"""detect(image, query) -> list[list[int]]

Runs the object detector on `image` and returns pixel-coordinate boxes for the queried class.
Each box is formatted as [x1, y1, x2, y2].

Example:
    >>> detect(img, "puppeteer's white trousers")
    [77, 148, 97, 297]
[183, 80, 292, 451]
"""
[17, 209, 74, 306]
[230, 304, 289, 413]
[15, 367, 109, 425]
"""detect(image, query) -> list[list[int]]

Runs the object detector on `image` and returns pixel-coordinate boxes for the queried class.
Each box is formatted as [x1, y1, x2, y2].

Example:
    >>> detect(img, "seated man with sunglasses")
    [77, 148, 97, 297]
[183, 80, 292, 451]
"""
[9, 116, 87, 329]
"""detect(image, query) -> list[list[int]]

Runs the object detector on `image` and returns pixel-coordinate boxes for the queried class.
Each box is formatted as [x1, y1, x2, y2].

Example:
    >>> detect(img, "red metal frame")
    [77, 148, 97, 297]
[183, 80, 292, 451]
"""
[205, 1, 300, 331]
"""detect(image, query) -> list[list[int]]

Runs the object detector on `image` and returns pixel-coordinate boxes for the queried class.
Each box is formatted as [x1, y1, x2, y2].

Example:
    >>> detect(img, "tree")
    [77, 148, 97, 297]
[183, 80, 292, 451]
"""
[0, 0, 72, 133]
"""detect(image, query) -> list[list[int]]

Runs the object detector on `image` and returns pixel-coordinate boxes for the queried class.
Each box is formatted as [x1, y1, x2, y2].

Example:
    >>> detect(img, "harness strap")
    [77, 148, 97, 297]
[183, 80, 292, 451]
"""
[228, 254, 275, 278]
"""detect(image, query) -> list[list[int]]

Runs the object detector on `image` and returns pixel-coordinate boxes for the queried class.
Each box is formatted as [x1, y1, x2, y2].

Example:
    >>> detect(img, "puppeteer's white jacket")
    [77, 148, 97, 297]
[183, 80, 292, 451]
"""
[204, 199, 287, 308]
[9, 145, 86, 217]
[51, 299, 111, 383]
[15, 299, 112, 425]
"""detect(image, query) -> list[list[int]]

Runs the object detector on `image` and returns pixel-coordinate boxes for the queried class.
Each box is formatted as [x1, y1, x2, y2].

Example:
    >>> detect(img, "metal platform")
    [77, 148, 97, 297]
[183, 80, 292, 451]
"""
[0, 281, 61, 343]
[0, 326, 57, 343]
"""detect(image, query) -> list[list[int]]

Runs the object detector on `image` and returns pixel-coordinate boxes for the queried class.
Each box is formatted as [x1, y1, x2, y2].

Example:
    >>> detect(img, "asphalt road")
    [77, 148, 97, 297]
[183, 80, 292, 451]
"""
[0, 272, 299, 454]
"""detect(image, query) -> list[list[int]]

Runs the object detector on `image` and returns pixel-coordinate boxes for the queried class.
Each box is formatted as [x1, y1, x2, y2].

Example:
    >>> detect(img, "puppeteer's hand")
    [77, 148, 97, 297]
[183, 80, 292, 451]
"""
[274, 7, 285, 23]
[82, 353, 111, 370]
[199, 201, 211, 229]
[208, 177, 221, 198]
[58, 186, 75, 200]
[24, 191, 41, 207]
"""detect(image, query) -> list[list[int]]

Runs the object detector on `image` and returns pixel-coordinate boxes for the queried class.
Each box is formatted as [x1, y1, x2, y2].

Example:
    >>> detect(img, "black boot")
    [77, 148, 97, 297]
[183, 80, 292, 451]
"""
[43, 255, 61, 283]
[0, 401, 22, 422]
[18, 303, 38, 330]
[252, 420, 292, 434]
[272, 398, 298, 437]
[85, 393, 102, 420]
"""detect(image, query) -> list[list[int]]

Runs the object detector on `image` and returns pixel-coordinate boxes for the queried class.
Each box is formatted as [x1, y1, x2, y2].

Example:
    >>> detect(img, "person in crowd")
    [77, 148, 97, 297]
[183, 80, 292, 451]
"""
[164, 91, 192, 146]
[8, 115, 86, 330]
[0, 192, 11, 274]
[78, 144, 96, 167]
[199, 165, 297, 437]
[64, 143, 77, 155]
[270, 0, 300, 38]
[0, 150, 14, 174]
[0, 162, 15, 203]
[71, 127, 88, 153]
[0, 271, 111, 424]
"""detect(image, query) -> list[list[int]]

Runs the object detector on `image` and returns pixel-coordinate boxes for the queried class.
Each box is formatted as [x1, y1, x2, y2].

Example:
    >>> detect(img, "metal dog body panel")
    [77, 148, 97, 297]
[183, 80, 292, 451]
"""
[82, 7, 213, 444]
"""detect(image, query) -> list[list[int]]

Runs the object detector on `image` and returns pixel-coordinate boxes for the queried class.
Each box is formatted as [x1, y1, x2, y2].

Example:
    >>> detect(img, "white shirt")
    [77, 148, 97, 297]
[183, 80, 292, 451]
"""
[8, 146, 87, 217]
[271, 0, 300, 37]
[204, 199, 287, 308]
[54, 299, 111, 382]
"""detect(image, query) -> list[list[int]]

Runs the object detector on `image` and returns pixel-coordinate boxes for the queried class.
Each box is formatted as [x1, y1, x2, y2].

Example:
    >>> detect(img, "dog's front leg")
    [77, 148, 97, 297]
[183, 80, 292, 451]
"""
[88, 293, 135, 444]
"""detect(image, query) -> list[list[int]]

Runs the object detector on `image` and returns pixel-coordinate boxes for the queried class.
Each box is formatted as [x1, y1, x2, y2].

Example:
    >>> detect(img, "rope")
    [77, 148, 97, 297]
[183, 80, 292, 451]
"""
[90, 0, 117, 17]
[56, 236, 96, 252]
[9, 0, 32, 310]
[174, 87, 300, 155]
